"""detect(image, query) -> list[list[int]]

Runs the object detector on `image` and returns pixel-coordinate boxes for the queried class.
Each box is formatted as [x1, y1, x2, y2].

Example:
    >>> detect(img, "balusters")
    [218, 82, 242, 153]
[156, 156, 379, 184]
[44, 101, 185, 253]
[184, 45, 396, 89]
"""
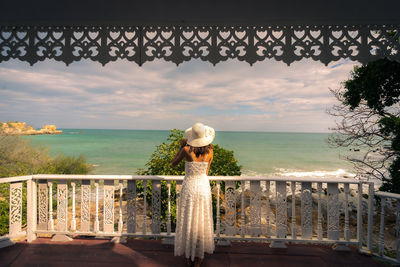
[127, 180, 137, 233]
[291, 182, 296, 239]
[17, 177, 390, 249]
[275, 181, 287, 239]
[344, 183, 350, 241]
[48, 181, 54, 230]
[301, 182, 312, 239]
[71, 181, 76, 231]
[56, 179, 68, 231]
[367, 183, 374, 251]
[327, 183, 339, 240]
[317, 183, 322, 240]
[224, 181, 236, 236]
[265, 181, 271, 238]
[167, 181, 171, 235]
[151, 180, 161, 234]
[103, 180, 115, 233]
[216, 182, 221, 237]
[240, 180, 245, 237]
[38, 180, 48, 230]
[143, 180, 147, 234]
[81, 180, 91, 232]
[9, 182, 23, 237]
[379, 197, 386, 256]
[250, 180, 261, 236]
[118, 181, 123, 233]
[94, 181, 100, 233]
[357, 182, 363, 249]
[27, 179, 37, 242]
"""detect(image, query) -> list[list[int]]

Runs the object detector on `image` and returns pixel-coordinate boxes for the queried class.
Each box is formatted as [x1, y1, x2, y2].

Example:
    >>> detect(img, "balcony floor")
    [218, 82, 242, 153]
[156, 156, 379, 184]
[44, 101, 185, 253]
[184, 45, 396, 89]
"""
[0, 237, 386, 267]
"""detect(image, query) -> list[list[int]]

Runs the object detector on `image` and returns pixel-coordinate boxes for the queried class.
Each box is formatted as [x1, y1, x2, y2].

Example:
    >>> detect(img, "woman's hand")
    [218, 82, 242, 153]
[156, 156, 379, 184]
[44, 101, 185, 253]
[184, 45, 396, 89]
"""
[180, 138, 187, 148]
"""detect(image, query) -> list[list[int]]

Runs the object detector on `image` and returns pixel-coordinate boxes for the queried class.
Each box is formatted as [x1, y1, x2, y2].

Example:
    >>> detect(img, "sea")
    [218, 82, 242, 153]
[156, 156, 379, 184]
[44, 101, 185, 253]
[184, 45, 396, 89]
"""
[24, 129, 355, 178]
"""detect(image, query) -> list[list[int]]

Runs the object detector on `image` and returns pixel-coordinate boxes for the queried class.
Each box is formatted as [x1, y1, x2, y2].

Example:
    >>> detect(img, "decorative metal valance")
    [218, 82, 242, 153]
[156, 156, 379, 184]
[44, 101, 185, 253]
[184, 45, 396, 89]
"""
[1, 24, 399, 66]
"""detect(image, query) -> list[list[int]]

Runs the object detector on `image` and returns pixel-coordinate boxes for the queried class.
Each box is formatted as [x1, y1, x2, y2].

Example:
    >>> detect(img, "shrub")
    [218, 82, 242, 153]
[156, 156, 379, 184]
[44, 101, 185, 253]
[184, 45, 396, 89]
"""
[0, 134, 91, 235]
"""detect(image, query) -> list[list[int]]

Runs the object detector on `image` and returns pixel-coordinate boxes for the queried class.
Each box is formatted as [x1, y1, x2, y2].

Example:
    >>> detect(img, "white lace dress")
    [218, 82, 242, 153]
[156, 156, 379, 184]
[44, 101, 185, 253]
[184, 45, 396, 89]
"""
[174, 161, 215, 261]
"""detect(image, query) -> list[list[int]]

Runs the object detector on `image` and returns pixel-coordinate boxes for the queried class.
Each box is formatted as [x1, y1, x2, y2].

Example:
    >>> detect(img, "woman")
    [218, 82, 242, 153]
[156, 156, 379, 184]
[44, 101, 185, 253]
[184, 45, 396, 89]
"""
[172, 122, 215, 267]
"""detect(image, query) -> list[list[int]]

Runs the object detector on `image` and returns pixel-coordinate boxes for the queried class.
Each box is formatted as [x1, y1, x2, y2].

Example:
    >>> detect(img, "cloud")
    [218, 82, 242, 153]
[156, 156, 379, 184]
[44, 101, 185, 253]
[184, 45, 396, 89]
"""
[0, 58, 356, 132]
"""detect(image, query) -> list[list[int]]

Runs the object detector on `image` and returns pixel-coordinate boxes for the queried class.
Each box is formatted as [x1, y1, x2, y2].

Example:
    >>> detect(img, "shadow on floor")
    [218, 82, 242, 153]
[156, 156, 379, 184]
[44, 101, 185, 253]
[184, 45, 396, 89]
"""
[0, 237, 386, 267]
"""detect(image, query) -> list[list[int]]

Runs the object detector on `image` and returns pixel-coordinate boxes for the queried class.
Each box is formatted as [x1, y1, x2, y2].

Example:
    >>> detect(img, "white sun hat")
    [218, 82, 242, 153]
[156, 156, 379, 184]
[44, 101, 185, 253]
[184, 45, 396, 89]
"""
[185, 122, 215, 147]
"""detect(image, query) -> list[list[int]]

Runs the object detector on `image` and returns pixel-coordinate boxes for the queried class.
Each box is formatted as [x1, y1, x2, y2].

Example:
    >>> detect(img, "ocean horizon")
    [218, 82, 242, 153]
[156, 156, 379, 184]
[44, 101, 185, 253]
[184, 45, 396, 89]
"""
[24, 128, 355, 178]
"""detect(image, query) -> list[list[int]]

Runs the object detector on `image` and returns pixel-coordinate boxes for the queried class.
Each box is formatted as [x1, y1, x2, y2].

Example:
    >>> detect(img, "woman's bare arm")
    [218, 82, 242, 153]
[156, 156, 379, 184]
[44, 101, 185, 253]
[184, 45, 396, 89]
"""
[172, 139, 188, 167]
[172, 147, 185, 167]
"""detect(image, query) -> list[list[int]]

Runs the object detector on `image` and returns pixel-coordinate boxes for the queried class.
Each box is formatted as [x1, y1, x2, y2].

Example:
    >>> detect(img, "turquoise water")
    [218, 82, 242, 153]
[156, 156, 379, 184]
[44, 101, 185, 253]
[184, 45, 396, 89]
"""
[24, 129, 352, 176]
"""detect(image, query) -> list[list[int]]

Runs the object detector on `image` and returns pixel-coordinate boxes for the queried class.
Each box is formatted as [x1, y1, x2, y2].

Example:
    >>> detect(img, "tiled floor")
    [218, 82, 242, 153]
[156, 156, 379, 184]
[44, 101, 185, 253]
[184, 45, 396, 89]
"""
[0, 237, 387, 267]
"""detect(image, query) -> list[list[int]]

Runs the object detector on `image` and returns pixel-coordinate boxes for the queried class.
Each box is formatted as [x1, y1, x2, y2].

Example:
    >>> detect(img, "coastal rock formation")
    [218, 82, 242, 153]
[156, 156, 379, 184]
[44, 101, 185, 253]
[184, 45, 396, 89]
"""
[0, 121, 62, 135]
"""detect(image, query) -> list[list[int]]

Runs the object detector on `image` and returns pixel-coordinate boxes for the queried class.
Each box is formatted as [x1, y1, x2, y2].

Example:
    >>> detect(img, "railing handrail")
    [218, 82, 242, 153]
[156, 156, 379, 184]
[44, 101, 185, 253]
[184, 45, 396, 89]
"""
[0, 175, 32, 183]
[18, 174, 364, 183]
[375, 191, 400, 199]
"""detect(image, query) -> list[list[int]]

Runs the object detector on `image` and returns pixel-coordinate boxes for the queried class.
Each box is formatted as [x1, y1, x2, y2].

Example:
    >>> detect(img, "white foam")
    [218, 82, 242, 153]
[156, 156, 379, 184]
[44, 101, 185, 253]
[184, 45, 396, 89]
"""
[275, 168, 356, 178]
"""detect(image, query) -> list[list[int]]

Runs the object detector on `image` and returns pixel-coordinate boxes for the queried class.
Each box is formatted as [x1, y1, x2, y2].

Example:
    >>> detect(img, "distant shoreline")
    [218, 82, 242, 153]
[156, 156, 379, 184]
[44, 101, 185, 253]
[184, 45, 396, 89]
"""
[0, 121, 62, 136]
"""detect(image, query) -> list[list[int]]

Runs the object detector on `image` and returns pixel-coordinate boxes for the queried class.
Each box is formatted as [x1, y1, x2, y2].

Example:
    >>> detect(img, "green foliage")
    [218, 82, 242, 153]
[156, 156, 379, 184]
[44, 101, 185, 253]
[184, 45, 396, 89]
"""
[137, 129, 186, 176]
[137, 129, 242, 230]
[343, 59, 400, 113]
[48, 154, 92, 174]
[342, 58, 400, 193]
[137, 129, 242, 176]
[0, 134, 91, 235]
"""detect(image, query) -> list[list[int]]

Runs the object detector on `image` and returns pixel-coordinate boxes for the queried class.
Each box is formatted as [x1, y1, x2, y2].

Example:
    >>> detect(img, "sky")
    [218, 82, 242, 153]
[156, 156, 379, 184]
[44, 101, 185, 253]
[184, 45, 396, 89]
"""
[0, 58, 356, 133]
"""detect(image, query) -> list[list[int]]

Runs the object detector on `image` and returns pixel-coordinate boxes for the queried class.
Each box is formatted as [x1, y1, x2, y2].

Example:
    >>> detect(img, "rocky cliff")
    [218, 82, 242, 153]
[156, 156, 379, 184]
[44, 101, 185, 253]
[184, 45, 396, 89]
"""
[0, 122, 62, 135]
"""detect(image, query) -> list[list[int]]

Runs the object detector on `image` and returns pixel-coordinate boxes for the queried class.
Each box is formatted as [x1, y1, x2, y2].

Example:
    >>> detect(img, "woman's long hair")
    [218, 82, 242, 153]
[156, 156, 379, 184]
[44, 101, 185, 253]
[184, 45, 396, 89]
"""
[189, 144, 213, 158]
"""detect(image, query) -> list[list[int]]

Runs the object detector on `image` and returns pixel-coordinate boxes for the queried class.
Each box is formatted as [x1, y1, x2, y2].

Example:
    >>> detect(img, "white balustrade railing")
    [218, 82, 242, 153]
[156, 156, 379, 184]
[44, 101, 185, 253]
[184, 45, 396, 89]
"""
[1, 174, 399, 264]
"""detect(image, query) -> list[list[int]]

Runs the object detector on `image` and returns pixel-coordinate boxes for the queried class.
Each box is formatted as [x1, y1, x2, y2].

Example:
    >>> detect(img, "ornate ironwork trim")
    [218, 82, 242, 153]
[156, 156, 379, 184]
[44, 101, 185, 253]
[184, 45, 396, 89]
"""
[1, 25, 399, 66]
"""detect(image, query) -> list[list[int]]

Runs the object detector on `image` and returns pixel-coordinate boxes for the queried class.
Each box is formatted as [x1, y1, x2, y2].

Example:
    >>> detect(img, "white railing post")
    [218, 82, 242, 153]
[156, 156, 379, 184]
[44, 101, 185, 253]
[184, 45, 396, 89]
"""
[357, 182, 363, 250]
[271, 181, 287, 248]
[27, 178, 37, 242]
[103, 180, 115, 233]
[94, 180, 100, 233]
[344, 183, 350, 242]
[71, 181, 76, 231]
[37, 180, 48, 230]
[249, 180, 261, 236]
[240, 180, 245, 238]
[127, 180, 137, 234]
[118, 181, 123, 233]
[151, 180, 161, 234]
[143, 180, 147, 234]
[224, 181, 236, 236]
[9, 181, 23, 238]
[301, 182, 312, 239]
[48, 181, 54, 231]
[56, 179, 68, 232]
[317, 182, 323, 240]
[327, 183, 339, 241]
[367, 183, 374, 252]
[216, 181, 221, 237]
[81, 180, 91, 232]
[167, 181, 171, 235]
[291, 182, 296, 239]
[379, 197, 386, 256]
[265, 181, 271, 238]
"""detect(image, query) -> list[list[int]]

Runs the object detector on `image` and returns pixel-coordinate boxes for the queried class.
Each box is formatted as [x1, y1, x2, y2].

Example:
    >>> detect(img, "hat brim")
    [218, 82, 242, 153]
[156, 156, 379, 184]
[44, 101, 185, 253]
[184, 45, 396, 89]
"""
[185, 126, 215, 147]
